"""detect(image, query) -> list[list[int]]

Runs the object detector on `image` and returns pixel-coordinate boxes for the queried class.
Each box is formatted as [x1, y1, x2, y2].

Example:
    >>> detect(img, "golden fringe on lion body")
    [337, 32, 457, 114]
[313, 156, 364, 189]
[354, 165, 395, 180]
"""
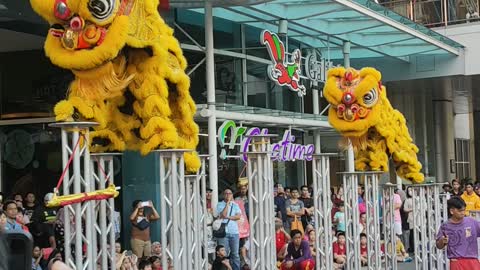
[30, 0, 201, 172]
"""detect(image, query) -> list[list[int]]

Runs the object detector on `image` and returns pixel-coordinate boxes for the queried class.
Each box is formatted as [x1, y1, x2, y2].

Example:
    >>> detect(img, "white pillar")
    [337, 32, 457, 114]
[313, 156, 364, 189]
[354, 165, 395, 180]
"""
[343, 41, 355, 172]
[205, 0, 219, 207]
[433, 84, 455, 182]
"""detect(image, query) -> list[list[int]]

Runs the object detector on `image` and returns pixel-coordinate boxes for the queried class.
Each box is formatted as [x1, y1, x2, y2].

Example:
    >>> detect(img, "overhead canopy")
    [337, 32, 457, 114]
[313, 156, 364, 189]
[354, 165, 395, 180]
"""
[185, 0, 463, 62]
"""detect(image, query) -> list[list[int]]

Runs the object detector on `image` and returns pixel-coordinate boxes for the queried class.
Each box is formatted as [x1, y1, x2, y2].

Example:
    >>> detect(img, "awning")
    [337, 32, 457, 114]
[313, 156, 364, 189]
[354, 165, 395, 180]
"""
[184, 0, 463, 62]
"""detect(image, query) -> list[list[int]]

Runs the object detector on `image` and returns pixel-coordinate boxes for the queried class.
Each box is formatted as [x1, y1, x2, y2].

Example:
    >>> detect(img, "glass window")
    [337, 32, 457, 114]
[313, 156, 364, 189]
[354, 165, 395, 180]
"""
[455, 139, 470, 180]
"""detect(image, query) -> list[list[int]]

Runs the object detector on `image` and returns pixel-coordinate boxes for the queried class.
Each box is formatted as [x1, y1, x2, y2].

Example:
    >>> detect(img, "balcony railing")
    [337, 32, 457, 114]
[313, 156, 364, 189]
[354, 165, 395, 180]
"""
[379, 0, 480, 27]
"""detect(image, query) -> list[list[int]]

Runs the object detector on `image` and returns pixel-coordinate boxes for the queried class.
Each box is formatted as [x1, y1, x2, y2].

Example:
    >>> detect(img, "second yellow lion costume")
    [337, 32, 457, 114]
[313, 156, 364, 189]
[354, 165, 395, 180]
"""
[323, 67, 424, 183]
[30, 0, 200, 171]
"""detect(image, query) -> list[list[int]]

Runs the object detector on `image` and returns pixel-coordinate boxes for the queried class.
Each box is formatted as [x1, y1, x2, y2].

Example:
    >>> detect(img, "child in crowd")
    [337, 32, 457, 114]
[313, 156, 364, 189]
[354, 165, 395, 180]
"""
[396, 236, 412, 262]
[138, 259, 153, 270]
[149, 256, 161, 270]
[360, 233, 368, 266]
[333, 203, 345, 233]
[333, 232, 346, 269]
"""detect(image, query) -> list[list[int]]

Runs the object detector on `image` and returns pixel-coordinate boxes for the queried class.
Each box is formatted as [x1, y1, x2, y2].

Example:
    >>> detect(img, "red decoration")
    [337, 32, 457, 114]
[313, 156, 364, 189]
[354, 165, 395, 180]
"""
[54, 0, 71, 20]
[345, 71, 353, 82]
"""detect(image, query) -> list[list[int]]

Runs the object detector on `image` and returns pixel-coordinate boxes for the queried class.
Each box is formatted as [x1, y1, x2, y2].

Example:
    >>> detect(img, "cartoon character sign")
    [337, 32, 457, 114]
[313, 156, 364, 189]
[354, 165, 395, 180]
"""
[261, 30, 306, 96]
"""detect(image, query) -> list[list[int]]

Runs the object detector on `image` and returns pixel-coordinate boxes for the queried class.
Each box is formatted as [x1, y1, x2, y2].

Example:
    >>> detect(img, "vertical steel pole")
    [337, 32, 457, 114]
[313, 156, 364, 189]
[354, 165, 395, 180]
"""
[382, 183, 397, 270]
[412, 185, 428, 269]
[200, 155, 209, 270]
[60, 129, 72, 267]
[312, 153, 335, 270]
[364, 173, 382, 270]
[159, 153, 169, 270]
[72, 131, 83, 270]
[342, 172, 361, 270]
[204, 0, 219, 208]
[108, 157, 116, 269]
[246, 134, 276, 270]
[343, 41, 355, 172]
[185, 175, 194, 269]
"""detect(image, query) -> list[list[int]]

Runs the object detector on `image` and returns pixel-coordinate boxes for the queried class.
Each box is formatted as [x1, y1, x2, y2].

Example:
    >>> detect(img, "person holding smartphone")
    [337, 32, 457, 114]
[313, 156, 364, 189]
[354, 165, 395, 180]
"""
[436, 197, 480, 269]
[130, 200, 160, 258]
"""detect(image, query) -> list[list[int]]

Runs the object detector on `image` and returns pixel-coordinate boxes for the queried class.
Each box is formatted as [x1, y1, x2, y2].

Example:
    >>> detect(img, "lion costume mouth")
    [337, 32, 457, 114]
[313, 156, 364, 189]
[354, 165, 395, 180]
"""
[49, 17, 108, 50]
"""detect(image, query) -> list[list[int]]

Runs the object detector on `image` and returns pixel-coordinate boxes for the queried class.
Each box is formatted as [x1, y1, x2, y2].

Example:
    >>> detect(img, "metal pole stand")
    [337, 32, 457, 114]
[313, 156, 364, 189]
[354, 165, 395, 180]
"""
[363, 172, 382, 270]
[410, 183, 448, 270]
[311, 153, 336, 270]
[382, 183, 397, 270]
[90, 153, 121, 270]
[245, 134, 277, 270]
[341, 172, 382, 270]
[184, 155, 210, 270]
[50, 122, 97, 270]
[340, 172, 360, 270]
[156, 149, 189, 270]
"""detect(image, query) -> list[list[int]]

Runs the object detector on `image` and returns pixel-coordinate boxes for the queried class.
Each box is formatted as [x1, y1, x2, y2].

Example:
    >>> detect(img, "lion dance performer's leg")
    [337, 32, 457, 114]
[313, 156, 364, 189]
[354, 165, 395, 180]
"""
[127, 42, 200, 171]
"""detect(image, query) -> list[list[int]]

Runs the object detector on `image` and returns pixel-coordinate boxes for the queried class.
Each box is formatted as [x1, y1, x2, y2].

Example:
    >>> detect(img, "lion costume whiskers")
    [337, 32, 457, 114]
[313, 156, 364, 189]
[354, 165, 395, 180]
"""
[30, 0, 200, 171]
[323, 67, 424, 183]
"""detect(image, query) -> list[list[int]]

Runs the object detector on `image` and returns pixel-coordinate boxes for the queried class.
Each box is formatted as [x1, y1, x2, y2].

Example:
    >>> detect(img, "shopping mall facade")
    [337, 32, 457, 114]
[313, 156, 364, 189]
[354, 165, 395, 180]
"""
[0, 0, 479, 241]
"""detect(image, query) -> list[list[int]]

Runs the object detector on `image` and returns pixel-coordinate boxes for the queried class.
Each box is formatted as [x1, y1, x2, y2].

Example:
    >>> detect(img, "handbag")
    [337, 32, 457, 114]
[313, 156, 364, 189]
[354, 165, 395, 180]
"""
[213, 205, 233, 238]
[135, 218, 150, 231]
[291, 216, 304, 235]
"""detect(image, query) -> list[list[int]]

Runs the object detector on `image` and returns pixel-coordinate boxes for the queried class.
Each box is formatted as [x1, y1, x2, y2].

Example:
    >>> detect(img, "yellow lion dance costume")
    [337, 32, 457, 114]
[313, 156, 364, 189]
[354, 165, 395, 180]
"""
[323, 67, 424, 183]
[30, 0, 200, 172]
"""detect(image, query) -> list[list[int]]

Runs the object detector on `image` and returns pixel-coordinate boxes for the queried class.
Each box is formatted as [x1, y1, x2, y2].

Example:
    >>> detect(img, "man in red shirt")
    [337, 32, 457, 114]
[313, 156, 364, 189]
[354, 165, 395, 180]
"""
[333, 232, 346, 267]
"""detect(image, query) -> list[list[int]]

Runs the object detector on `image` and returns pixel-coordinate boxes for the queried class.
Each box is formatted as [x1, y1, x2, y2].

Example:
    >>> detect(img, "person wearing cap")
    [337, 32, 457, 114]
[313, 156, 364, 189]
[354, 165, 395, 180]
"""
[235, 178, 249, 217]
[151, 241, 162, 257]
[31, 193, 57, 249]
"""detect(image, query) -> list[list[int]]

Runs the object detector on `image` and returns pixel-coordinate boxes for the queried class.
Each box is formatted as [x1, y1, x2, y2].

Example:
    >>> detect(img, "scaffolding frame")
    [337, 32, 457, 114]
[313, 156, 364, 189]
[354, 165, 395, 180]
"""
[184, 155, 210, 270]
[246, 134, 277, 270]
[157, 149, 189, 270]
[410, 183, 448, 270]
[383, 183, 398, 270]
[363, 173, 382, 270]
[341, 172, 383, 270]
[50, 122, 97, 270]
[312, 153, 336, 270]
[90, 153, 120, 270]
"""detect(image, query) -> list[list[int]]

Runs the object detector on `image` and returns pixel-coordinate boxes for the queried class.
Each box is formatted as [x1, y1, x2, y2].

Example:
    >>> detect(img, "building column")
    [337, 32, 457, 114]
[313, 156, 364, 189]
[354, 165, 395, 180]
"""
[205, 1, 219, 207]
[433, 84, 455, 182]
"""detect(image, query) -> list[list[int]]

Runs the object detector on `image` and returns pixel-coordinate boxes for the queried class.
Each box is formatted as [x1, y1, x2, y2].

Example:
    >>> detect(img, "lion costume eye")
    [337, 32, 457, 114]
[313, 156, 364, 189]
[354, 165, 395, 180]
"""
[88, 0, 115, 21]
[363, 89, 378, 107]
